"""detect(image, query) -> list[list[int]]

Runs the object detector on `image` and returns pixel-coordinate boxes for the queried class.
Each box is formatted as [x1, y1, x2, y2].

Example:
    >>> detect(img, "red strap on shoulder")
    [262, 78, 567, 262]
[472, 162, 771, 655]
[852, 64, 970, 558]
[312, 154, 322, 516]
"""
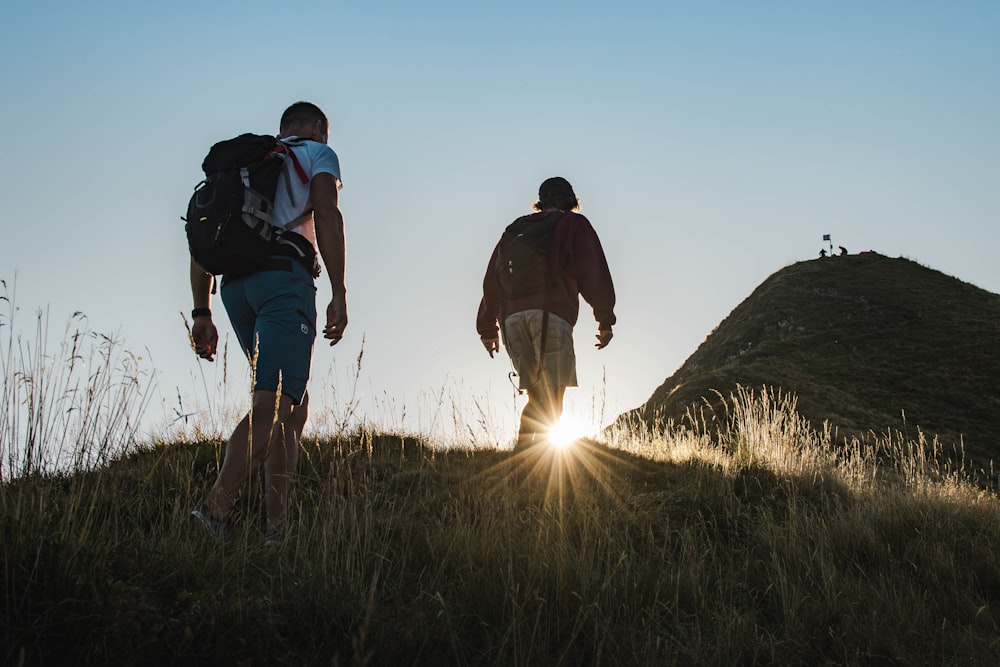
[275, 142, 309, 184]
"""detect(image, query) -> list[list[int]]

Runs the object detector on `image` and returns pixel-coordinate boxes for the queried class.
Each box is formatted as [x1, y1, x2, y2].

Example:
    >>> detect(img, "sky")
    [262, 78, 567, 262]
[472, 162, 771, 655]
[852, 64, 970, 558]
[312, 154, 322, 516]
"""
[1, 1, 998, 446]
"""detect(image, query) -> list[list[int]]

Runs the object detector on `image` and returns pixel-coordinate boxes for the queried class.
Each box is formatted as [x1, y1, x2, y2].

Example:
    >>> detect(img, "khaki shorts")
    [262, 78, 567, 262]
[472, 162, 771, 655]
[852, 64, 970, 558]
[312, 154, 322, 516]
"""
[502, 310, 577, 391]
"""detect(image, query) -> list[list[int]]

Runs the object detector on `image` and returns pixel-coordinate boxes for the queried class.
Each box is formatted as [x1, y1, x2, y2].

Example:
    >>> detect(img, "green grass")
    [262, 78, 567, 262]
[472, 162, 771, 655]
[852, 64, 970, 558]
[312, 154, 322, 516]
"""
[3, 388, 1000, 666]
[4, 281, 1000, 665]
[626, 254, 1000, 471]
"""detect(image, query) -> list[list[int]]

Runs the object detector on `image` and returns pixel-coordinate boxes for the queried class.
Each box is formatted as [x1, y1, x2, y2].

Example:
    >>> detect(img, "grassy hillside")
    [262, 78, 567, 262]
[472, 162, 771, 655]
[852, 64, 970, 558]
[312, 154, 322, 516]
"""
[3, 390, 1000, 665]
[625, 253, 1000, 468]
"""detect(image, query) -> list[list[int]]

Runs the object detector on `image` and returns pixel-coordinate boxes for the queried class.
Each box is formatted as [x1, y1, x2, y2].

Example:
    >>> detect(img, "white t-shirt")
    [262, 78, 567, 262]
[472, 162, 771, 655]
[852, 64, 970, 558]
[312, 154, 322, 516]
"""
[273, 137, 342, 244]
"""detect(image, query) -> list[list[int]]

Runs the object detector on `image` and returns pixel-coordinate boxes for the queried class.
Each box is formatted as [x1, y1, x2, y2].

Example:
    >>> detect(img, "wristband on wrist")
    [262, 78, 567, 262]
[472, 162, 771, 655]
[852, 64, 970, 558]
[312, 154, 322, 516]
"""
[191, 307, 212, 318]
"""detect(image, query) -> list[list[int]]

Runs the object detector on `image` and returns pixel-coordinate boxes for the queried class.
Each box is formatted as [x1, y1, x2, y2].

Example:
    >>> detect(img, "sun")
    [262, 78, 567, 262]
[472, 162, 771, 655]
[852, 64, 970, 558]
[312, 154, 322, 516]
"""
[547, 413, 595, 449]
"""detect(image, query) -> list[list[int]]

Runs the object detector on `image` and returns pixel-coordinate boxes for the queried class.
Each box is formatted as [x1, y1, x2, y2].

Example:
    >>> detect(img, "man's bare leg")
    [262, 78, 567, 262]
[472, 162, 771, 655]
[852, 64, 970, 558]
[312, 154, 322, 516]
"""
[264, 392, 309, 534]
[516, 383, 566, 450]
[203, 389, 290, 520]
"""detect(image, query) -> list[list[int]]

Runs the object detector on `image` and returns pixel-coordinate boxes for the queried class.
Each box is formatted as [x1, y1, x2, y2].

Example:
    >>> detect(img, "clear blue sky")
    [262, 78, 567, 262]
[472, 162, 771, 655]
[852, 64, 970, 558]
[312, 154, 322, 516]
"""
[2, 1, 998, 443]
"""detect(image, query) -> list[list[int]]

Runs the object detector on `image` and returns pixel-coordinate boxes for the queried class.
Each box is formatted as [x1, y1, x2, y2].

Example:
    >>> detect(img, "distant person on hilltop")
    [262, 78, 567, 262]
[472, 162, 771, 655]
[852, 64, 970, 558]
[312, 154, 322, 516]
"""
[186, 101, 348, 544]
[839, 246, 848, 256]
[477, 177, 616, 451]
[819, 249, 827, 258]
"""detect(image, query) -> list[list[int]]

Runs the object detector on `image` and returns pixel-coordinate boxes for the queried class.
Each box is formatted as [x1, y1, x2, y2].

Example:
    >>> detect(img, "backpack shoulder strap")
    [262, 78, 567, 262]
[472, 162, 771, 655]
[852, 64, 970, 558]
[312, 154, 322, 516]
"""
[268, 138, 312, 211]
[275, 139, 310, 185]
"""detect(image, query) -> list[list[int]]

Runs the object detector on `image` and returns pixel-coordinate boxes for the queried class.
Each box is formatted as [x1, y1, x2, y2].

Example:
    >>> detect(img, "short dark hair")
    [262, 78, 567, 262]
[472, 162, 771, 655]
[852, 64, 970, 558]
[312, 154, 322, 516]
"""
[280, 101, 329, 135]
[533, 176, 580, 212]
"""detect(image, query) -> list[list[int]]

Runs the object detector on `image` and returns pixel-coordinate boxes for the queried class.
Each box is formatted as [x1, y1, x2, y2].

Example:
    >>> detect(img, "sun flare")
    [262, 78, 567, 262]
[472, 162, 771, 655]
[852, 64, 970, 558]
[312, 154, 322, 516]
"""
[547, 413, 595, 449]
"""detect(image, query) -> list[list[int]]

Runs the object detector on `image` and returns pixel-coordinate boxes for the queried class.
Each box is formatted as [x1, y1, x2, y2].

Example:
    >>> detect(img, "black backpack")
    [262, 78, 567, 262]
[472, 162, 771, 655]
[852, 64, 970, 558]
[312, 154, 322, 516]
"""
[494, 212, 563, 299]
[184, 133, 318, 278]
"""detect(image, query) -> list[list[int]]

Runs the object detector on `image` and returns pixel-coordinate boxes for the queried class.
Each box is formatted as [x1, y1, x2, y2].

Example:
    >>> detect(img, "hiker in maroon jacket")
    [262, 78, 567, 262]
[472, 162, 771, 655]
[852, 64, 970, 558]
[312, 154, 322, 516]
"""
[477, 177, 616, 450]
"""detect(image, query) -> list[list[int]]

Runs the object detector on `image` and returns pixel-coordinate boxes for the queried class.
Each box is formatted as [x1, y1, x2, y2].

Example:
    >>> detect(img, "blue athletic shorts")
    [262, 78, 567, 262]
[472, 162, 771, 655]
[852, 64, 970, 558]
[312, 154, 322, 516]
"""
[220, 258, 317, 404]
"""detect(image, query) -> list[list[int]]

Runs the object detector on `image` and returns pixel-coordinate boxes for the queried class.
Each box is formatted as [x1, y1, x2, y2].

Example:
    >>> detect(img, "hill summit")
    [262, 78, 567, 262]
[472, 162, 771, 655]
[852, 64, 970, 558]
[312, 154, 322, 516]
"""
[625, 253, 1000, 464]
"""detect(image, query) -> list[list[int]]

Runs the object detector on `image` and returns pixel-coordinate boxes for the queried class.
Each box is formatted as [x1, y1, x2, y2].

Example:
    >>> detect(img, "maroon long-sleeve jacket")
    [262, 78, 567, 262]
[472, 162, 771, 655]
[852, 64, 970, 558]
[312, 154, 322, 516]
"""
[476, 211, 617, 339]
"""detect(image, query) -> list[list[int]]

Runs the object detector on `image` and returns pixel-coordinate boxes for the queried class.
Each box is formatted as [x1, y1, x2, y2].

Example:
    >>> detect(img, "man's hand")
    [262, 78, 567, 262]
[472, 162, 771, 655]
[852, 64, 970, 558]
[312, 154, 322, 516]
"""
[192, 316, 219, 361]
[595, 328, 613, 349]
[323, 291, 348, 345]
[481, 336, 500, 358]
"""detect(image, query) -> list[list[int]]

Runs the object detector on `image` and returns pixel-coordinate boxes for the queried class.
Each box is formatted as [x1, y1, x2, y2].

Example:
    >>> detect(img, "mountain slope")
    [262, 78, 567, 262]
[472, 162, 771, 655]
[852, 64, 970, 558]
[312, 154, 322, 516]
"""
[625, 253, 1000, 463]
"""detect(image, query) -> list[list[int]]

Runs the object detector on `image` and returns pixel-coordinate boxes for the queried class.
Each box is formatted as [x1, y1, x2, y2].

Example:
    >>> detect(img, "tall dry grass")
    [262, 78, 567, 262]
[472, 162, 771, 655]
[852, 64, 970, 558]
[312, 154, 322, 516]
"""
[1, 282, 155, 480]
[2, 301, 999, 664]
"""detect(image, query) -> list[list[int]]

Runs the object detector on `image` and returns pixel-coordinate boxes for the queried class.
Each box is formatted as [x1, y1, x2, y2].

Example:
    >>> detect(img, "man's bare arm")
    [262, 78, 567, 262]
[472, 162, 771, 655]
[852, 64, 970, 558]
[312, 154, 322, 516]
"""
[312, 172, 347, 345]
[189, 258, 219, 360]
[190, 259, 213, 308]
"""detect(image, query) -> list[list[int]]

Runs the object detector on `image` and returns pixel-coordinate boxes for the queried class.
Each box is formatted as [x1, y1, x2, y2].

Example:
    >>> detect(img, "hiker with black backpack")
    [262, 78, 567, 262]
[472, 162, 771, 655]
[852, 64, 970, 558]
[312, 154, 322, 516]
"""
[476, 177, 616, 451]
[185, 101, 347, 544]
